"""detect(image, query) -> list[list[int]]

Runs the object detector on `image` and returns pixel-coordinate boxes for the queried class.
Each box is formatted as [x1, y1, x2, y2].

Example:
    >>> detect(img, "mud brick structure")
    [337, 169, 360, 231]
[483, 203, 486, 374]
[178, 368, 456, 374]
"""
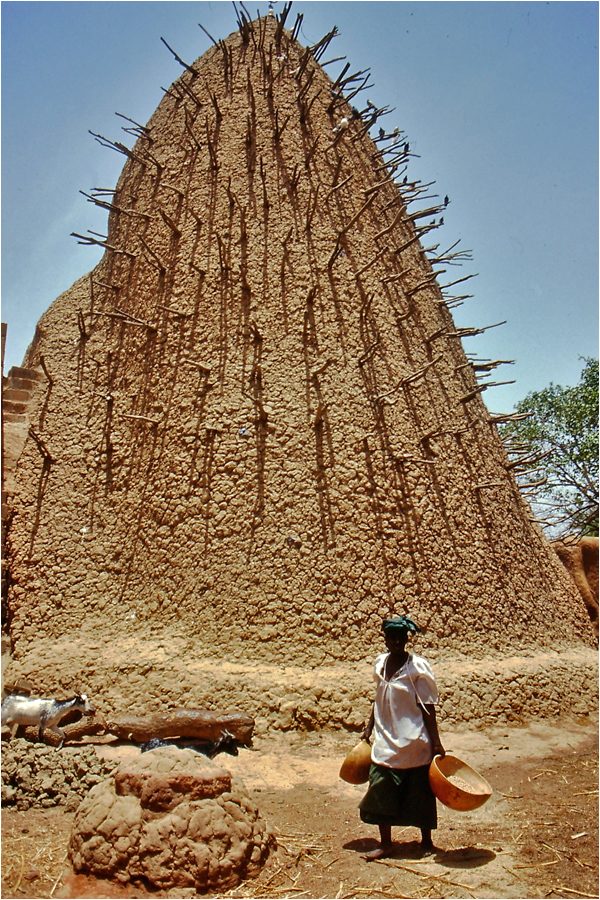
[2, 10, 596, 730]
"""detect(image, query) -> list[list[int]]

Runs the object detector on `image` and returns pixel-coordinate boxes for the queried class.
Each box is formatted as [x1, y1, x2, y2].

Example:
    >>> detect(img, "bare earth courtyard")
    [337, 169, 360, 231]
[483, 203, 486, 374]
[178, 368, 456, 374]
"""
[1, 715, 597, 900]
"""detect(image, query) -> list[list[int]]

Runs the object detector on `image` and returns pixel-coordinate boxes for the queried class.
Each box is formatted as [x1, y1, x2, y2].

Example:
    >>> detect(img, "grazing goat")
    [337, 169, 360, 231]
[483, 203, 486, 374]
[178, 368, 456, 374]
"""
[139, 730, 240, 759]
[1, 694, 94, 749]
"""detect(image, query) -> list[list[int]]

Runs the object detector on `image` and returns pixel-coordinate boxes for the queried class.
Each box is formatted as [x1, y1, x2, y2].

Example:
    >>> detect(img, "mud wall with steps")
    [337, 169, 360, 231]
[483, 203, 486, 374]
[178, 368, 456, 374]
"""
[2, 17, 595, 717]
[2, 365, 48, 494]
[2, 364, 47, 644]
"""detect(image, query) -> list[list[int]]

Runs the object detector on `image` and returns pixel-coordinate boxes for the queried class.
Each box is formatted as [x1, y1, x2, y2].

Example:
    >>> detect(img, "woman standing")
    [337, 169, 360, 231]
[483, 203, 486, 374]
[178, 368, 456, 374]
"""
[359, 615, 445, 859]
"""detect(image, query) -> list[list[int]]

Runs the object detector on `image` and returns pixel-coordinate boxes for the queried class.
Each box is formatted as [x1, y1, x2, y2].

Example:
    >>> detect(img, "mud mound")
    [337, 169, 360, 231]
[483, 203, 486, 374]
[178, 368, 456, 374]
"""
[69, 748, 274, 892]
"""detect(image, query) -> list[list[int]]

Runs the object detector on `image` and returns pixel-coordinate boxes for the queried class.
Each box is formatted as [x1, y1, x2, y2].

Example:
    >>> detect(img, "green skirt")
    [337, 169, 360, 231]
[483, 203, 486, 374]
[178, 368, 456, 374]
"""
[359, 762, 437, 829]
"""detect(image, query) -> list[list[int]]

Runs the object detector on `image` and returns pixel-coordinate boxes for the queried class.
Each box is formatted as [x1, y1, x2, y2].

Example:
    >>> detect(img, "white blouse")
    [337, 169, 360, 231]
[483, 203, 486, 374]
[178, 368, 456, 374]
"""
[370, 652, 439, 769]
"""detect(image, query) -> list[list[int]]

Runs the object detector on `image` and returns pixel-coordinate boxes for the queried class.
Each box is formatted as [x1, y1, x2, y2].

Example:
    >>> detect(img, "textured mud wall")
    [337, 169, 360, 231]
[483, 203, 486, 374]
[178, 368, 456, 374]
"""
[3, 637, 596, 734]
[553, 537, 599, 635]
[4, 19, 594, 697]
[1, 739, 119, 810]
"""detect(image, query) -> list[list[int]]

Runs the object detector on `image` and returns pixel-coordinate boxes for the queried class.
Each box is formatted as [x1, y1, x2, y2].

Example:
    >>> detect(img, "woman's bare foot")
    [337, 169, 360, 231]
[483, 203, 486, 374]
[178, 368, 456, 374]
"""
[419, 827, 435, 856]
[418, 840, 436, 857]
[363, 843, 395, 861]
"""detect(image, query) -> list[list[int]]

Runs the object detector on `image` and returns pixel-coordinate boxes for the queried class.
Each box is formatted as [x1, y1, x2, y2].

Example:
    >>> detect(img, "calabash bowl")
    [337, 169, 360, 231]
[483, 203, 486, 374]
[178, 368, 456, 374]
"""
[429, 754, 492, 811]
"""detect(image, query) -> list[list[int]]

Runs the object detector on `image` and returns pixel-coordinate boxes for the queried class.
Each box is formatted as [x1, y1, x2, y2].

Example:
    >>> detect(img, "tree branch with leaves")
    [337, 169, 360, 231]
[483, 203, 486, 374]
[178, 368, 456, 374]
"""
[499, 358, 599, 537]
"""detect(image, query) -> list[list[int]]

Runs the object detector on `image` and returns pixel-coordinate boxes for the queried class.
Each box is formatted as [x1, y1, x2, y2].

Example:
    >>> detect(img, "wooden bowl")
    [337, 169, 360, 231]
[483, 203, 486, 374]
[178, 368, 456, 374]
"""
[339, 740, 372, 784]
[429, 754, 492, 811]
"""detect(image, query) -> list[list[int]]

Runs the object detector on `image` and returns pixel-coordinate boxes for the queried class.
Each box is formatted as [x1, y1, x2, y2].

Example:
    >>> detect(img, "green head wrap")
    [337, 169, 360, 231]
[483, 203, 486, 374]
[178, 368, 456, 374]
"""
[382, 615, 421, 635]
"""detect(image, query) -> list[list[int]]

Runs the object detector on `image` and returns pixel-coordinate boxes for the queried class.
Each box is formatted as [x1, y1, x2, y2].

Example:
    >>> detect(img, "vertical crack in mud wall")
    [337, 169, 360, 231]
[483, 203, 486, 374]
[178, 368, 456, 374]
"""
[5, 17, 594, 671]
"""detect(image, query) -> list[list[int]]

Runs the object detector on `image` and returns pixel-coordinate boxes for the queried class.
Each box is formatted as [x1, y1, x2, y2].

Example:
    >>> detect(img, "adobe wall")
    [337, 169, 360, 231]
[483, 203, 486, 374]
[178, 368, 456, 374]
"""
[3, 18, 596, 726]
[552, 537, 598, 636]
[4, 633, 596, 733]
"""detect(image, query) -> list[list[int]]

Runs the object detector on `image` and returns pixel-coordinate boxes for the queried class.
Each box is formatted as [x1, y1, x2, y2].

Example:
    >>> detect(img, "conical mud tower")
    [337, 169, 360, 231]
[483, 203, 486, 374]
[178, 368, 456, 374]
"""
[3, 10, 596, 729]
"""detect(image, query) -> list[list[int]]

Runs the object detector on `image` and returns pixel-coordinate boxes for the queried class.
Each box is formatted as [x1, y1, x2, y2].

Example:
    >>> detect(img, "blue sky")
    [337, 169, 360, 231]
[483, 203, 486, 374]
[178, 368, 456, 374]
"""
[2, 1, 598, 412]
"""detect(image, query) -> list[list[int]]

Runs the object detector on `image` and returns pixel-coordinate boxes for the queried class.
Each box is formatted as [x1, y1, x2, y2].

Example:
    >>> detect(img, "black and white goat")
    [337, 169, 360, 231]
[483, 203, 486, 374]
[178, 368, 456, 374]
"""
[139, 730, 241, 759]
[1, 693, 94, 749]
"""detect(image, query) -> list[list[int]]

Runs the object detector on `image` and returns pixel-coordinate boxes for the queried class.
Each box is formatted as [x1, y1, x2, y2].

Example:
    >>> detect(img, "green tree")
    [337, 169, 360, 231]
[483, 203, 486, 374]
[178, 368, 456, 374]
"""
[500, 358, 599, 537]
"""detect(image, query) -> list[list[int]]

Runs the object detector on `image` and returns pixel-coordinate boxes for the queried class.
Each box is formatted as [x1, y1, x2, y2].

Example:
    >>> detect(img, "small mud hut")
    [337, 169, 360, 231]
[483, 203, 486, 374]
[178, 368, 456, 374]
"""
[3, 8, 596, 731]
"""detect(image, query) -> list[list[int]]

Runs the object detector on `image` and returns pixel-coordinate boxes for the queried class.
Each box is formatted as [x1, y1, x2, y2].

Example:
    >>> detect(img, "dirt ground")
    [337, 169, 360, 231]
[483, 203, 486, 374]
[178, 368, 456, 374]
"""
[1, 715, 598, 900]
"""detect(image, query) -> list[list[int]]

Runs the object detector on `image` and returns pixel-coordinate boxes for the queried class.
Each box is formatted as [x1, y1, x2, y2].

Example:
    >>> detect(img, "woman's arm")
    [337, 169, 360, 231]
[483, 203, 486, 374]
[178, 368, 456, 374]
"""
[423, 704, 445, 757]
[361, 706, 375, 743]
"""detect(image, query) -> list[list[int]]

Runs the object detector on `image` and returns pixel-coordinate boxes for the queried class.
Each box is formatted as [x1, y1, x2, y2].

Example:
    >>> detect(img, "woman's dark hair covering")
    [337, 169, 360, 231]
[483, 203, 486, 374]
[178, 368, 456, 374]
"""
[382, 615, 421, 635]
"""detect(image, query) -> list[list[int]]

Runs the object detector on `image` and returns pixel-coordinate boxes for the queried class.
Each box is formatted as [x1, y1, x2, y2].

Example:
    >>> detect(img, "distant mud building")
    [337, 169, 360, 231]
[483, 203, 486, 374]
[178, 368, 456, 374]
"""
[2, 9, 596, 729]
